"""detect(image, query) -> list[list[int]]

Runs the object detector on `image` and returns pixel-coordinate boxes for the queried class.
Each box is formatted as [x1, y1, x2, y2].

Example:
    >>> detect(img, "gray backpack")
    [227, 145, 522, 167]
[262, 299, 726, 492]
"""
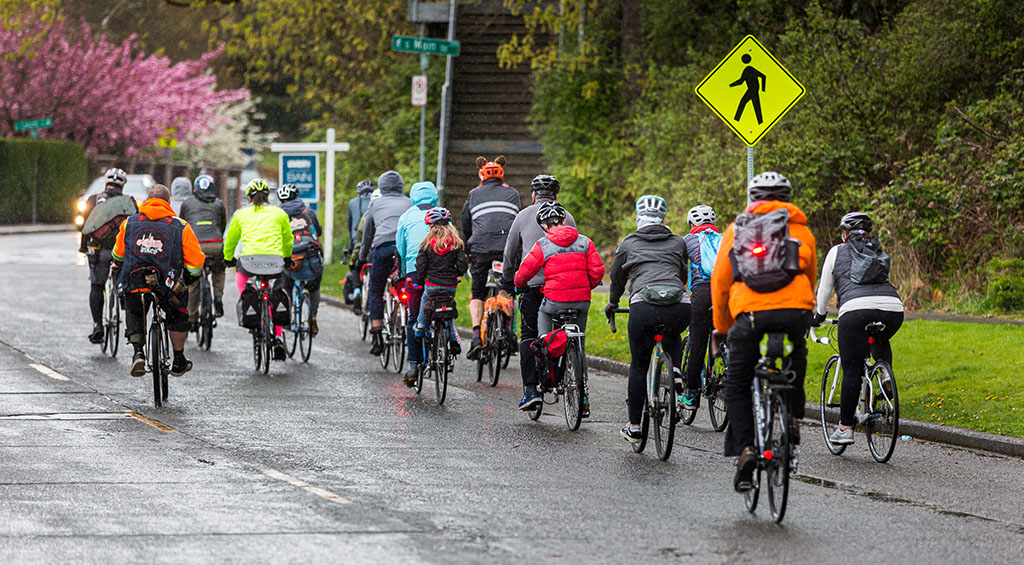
[729, 208, 802, 293]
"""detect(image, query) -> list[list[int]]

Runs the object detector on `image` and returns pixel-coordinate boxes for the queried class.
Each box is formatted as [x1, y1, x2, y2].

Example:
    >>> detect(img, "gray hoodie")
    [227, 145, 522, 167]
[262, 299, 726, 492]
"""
[359, 170, 412, 260]
[608, 224, 689, 305]
[501, 197, 575, 288]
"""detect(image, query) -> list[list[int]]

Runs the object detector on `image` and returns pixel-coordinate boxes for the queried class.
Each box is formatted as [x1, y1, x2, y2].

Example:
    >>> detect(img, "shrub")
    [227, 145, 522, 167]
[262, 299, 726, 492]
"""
[0, 138, 88, 224]
[985, 258, 1024, 312]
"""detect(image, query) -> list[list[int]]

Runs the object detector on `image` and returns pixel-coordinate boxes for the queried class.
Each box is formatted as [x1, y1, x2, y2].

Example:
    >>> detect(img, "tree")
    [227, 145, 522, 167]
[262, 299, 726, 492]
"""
[174, 96, 275, 167]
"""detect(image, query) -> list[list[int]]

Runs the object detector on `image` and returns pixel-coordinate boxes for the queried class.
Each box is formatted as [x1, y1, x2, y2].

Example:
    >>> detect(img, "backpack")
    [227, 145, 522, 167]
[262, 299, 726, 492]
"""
[729, 208, 802, 293]
[271, 285, 291, 326]
[698, 230, 723, 279]
[236, 286, 260, 329]
[848, 235, 891, 285]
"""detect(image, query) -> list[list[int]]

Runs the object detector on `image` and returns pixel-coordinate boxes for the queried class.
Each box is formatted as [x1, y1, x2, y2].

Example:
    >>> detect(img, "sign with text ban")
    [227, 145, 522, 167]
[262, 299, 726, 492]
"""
[695, 36, 805, 146]
[392, 35, 460, 56]
[279, 153, 319, 211]
[412, 75, 427, 106]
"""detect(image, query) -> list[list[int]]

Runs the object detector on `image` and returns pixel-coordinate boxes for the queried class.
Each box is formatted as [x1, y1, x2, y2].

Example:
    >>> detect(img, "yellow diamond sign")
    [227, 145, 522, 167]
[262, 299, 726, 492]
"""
[695, 35, 805, 146]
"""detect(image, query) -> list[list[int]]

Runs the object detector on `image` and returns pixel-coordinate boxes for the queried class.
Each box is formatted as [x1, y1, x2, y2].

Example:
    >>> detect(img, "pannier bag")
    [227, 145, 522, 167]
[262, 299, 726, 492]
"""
[729, 207, 801, 293]
[424, 293, 458, 322]
[531, 328, 568, 387]
[237, 286, 260, 329]
[271, 285, 291, 326]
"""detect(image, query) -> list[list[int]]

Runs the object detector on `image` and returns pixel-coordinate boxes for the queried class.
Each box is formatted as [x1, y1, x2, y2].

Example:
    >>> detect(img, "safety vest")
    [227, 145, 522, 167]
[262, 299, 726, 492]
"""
[117, 213, 187, 294]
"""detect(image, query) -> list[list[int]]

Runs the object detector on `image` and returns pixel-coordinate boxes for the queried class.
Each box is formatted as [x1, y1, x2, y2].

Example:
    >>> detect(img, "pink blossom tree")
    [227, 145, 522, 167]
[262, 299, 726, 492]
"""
[0, 9, 249, 155]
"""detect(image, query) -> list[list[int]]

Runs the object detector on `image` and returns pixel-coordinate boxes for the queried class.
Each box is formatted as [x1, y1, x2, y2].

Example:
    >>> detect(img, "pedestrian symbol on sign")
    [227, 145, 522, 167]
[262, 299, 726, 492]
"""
[731, 54, 766, 125]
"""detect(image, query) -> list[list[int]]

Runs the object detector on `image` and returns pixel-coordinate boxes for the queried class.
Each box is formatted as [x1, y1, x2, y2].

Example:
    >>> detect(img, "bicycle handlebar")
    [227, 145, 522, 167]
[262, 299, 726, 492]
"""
[809, 318, 838, 344]
[606, 307, 630, 334]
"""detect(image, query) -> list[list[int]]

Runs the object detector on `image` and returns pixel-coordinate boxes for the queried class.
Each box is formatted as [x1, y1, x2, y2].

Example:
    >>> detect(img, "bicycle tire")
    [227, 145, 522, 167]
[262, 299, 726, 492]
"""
[563, 342, 585, 431]
[820, 354, 847, 456]
[149, 317, 162, 407]
[679, 335, 697, 426]
[766, 393, 791, 524]
[744, 468, 760, 513]
[298, 292, 312, 363]
[434, 326, 449, 405]
[198, 273, 213, 351]
[390, 300, 405, 373]
[866, 361, 899, 463]
[490, 312, 506, 387]
[359, 272, 370, 340]
[287, 287, 300, 358]
[261, 303, 272, 374]
[707, 342, 728, 432]
[633, 405, 650, 454]
[252, 333, 262, 371]
[652, 355, 677, 461]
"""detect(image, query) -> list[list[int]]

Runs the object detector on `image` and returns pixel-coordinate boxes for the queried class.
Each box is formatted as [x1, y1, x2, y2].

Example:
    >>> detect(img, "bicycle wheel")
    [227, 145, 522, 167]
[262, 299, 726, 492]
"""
[260, 304, 272, 375]
[104, 277, 119, 358]
[707, 342, 729, 432]
[298, 292, 313, 363]
[160, 326, 169, 402]
[820, 354, 847, 456]
[490, 312, 507, 387]
[678, 335, 697, 426]
[766, 393, 791, 524]
[433, 326, 449, 405]
[563, 341, 585, 431]
[287, 288, 299, 358]
[390, 301, 405, 373]
[632, 404, 650, 454]
[148, 318, 163, 407]
[651, 355, 677, 461]
[866, 361, 899, 463]
[198, 275, 213, 350]
[745, 469, 760, 513]
[252, 333, 262, 371]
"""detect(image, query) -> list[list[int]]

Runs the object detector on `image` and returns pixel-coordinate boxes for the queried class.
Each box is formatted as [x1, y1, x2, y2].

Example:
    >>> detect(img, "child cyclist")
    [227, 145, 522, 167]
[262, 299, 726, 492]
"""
[414, 208, 468, 356]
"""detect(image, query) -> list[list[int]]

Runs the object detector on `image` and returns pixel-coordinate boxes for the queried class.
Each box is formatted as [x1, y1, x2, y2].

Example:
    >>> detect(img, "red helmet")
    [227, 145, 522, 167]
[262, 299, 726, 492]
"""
[476, 155, 506, 181]
[424, 207, 453, 226]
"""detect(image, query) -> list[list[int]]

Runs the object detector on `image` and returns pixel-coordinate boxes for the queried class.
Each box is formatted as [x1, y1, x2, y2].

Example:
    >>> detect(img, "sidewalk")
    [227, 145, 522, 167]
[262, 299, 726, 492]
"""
[0, 224, 77, 236]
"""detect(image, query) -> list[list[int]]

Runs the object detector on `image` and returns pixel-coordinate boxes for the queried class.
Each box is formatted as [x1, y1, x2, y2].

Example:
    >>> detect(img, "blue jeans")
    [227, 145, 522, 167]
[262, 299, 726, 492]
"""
[367, 242, 396, 321]
[405, 276, 423, 364]
[416, 286, 457, 339]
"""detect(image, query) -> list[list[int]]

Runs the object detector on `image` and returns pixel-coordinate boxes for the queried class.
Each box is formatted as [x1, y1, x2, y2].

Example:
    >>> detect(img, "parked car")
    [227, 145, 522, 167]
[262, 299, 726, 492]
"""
[74, 174, 155, 226]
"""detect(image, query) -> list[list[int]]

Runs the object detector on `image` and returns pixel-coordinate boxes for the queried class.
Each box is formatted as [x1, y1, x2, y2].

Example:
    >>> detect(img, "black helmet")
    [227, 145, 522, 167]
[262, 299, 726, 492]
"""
[536, 201, 567, 226]
[531, 174, 560, 196]
[839, 212, 872, 235]
[356, 179, 374, 195]
[747, 171, 792, 202]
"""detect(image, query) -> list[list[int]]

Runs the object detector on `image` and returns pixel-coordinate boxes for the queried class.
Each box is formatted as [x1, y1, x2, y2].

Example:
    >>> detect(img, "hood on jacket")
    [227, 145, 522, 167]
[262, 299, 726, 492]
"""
[632, 224, 676, 242]
[745, 200, 808, 225]
[689, 223, 719, 235]
[410, 181, 438, 206]
[378, 170, 404, 195]
[545, 225, 580, 246]
[281, 199, 307, 216]
[139, 198, 177, 221]
[430, 237, 454, 255]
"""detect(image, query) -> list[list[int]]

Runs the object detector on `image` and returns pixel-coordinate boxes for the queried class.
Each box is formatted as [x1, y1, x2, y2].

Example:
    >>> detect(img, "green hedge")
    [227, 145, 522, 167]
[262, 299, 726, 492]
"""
[0, 138, 88, 224]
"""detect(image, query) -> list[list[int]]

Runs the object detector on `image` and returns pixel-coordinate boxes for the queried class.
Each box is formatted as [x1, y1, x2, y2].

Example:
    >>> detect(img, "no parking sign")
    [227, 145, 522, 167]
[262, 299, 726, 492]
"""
[411, 75, 427, 107]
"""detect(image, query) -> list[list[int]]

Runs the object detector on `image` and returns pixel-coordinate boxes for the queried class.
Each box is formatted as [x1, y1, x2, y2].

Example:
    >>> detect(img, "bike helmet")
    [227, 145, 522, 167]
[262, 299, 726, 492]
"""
[747, 171, 792, 202]
[536, 201, 568, 226]
[635, 195, 668, 220]
[356, 179, 374, 195]
[245, 178, 270, 197]
[687, 205, 716, 226]
[278, 183, 299, 202]
[424, 207, 453, 226]
[476, 155, 506, 181]
[839, 212, 872, 236]
[530, 174, 560, 196]
[104, 167, 127, 189]
[193, 174, 216, 198]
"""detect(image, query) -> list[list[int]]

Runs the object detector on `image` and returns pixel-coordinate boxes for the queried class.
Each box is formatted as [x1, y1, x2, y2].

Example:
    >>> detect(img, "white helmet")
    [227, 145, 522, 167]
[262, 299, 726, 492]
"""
[747, 171, 792, 202]
[635, 194, 668, 220]
[104, 167, 127, 189]
[370, 188, 382, 201]
[687, 205, 716, 226]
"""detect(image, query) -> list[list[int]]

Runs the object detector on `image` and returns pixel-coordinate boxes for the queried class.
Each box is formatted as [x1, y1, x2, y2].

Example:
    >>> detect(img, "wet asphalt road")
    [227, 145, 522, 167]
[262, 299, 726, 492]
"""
[0, 232, 1021, 564]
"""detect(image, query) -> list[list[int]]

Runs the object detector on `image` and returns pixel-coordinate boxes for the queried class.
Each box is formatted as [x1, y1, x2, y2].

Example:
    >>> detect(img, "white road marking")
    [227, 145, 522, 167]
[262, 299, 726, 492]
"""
[261, 467, 352, 504]
[30, 363, 71, 381]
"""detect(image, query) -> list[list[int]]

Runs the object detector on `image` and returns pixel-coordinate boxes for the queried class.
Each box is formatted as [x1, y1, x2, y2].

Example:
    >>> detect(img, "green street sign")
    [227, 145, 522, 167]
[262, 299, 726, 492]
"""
[392, 35, 460, 57]
[14, 117, 53, 132]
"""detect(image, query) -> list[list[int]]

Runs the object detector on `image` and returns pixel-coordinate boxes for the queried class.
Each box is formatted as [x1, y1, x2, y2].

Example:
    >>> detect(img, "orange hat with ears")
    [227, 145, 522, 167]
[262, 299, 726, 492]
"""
[476, 155, 506, 181]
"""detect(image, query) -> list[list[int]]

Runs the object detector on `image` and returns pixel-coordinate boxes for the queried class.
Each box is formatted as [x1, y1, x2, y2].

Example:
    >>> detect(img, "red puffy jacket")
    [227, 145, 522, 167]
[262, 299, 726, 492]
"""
[514, 225, 604, 302]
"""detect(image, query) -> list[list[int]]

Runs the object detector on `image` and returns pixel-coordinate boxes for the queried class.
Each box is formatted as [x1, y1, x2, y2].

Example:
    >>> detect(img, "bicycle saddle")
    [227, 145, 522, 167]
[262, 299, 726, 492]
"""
[556, 308, 580, 321]
[239, 255, 284, 276]
[865, 321, 886, 333]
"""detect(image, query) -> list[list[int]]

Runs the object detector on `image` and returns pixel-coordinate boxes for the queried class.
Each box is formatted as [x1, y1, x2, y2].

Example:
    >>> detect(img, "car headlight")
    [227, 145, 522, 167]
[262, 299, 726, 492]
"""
[75, 215, 85, 226]
[77, 200, 87, 212]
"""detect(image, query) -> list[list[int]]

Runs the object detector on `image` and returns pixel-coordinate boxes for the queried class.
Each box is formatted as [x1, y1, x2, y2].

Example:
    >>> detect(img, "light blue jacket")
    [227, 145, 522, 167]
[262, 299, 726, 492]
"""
[395, 182, 439, 276]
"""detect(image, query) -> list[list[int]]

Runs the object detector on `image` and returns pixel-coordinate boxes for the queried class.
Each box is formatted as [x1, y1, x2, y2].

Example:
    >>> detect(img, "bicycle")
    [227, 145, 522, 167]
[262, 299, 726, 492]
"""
[194, 264, 216, 351]
[240, 255, 285, 375]
[527, 308, 587, 431]
[743, 332, 798, 524]
[811, 319, 900, 463]
[679, 331, 730, 431]
[356, 263, 371, 341]
[608, 308, 677, 460]
[286, 278, 314, 363]
[476, 260, 516, 387]
[417, 295, 458, 405]
[125, 267, 170, 407]
[381, 269, 407, 373]
[101, 267, 120, 358]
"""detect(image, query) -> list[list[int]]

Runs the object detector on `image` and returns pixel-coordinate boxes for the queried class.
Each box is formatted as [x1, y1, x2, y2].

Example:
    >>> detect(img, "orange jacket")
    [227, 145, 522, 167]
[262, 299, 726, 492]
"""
[113, 198, 206, 276]
[710, 200, 817, 333]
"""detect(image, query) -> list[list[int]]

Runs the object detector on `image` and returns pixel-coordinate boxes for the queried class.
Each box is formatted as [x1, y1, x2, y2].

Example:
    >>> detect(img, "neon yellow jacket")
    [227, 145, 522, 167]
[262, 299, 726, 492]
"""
[223, 204, 294, 261]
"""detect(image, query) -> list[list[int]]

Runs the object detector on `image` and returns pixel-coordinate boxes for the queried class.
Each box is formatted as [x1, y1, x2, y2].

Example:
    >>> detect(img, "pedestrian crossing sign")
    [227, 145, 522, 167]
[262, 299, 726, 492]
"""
[695, 35, 805, 146]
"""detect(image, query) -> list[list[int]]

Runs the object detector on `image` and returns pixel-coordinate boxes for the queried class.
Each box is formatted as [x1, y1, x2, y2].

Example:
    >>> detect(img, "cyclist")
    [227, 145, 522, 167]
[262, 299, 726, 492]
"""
[501, 175, 576, 412]
[347, 188, 382, 312]
[359, 171, 412, 356]
[346, 179, 374, 258]
[710, 171, 817, 493]
[606, 195, 691, 443]
[111, 184, 205, 377]
[461, 156, 521, 360]
[414, 207, 467, 355]
[813, 212, 903, 445]
[514, 201, 604, 411]
[278, 183, 324, 337]
[396, 181, 439, 385]
[181, 174, 228, 324]
[223, 178, 294, 361]
[681, 204, 721, 410]
[79, 167, 137, 344]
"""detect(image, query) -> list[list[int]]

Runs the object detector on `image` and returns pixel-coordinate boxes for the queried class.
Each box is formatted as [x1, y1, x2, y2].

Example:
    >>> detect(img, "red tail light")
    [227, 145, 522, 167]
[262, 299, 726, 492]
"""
[751, 245, 766, 257]
[400, 293, 408, 303]
[763, 449, 773, 460]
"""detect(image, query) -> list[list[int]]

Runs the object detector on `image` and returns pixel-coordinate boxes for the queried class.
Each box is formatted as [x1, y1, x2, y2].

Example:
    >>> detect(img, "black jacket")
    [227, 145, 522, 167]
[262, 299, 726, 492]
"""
[608, 224, 689, 304]
[460, 178, 521, 255]
[179, 195, 227, 243]
[415, 241, 469, 288]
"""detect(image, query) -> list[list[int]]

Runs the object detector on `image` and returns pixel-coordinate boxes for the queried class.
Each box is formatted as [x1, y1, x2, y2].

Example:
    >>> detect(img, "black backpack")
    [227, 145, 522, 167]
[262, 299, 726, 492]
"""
[729, 208, 802, 293]
[848, 235, 891, 285]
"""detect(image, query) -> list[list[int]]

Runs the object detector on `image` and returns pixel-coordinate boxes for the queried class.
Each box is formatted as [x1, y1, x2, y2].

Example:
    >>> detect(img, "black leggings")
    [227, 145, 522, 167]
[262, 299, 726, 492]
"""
[626, 301, 691, 425]
[685, 284, 712, 390]
[837, 309, 903, 426]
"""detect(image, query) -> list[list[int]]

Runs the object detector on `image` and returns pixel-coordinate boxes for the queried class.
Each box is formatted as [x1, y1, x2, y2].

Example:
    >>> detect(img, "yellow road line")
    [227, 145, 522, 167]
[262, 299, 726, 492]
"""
[128, 411, 177, 433]
[261, 467, 352, 504]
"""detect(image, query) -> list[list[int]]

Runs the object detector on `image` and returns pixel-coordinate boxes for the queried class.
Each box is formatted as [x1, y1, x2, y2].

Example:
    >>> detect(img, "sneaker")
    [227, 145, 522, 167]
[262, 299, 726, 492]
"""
[449, 339, 461, 356]
[734, 447, 758, 493]
[790, 417, 801, 445]
[518, 388, 542, 411]
[130, 351, 146, 377]
[310, 318, 319, 337]
[466, 335, 483, 361]
[273, 338, 287, 361]
[404, 365, 419, 387]
[829, 426, 854, 445]
[170, 355, 192, 377]
[88, 324, 104, 344]
[214, 297, 224, 318]
[620, 425, 642, 443]
[352, 303, 362, 316]
[581, 395, 591, 418]
[370, 329, 385, 356]
[682, 388, 700, 411]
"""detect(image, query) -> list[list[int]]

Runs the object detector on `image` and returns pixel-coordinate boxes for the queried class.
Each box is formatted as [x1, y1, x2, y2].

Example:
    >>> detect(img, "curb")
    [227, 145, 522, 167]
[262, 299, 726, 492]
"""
[321, 294, 1024, 459]
[0, 224, 78, 236]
